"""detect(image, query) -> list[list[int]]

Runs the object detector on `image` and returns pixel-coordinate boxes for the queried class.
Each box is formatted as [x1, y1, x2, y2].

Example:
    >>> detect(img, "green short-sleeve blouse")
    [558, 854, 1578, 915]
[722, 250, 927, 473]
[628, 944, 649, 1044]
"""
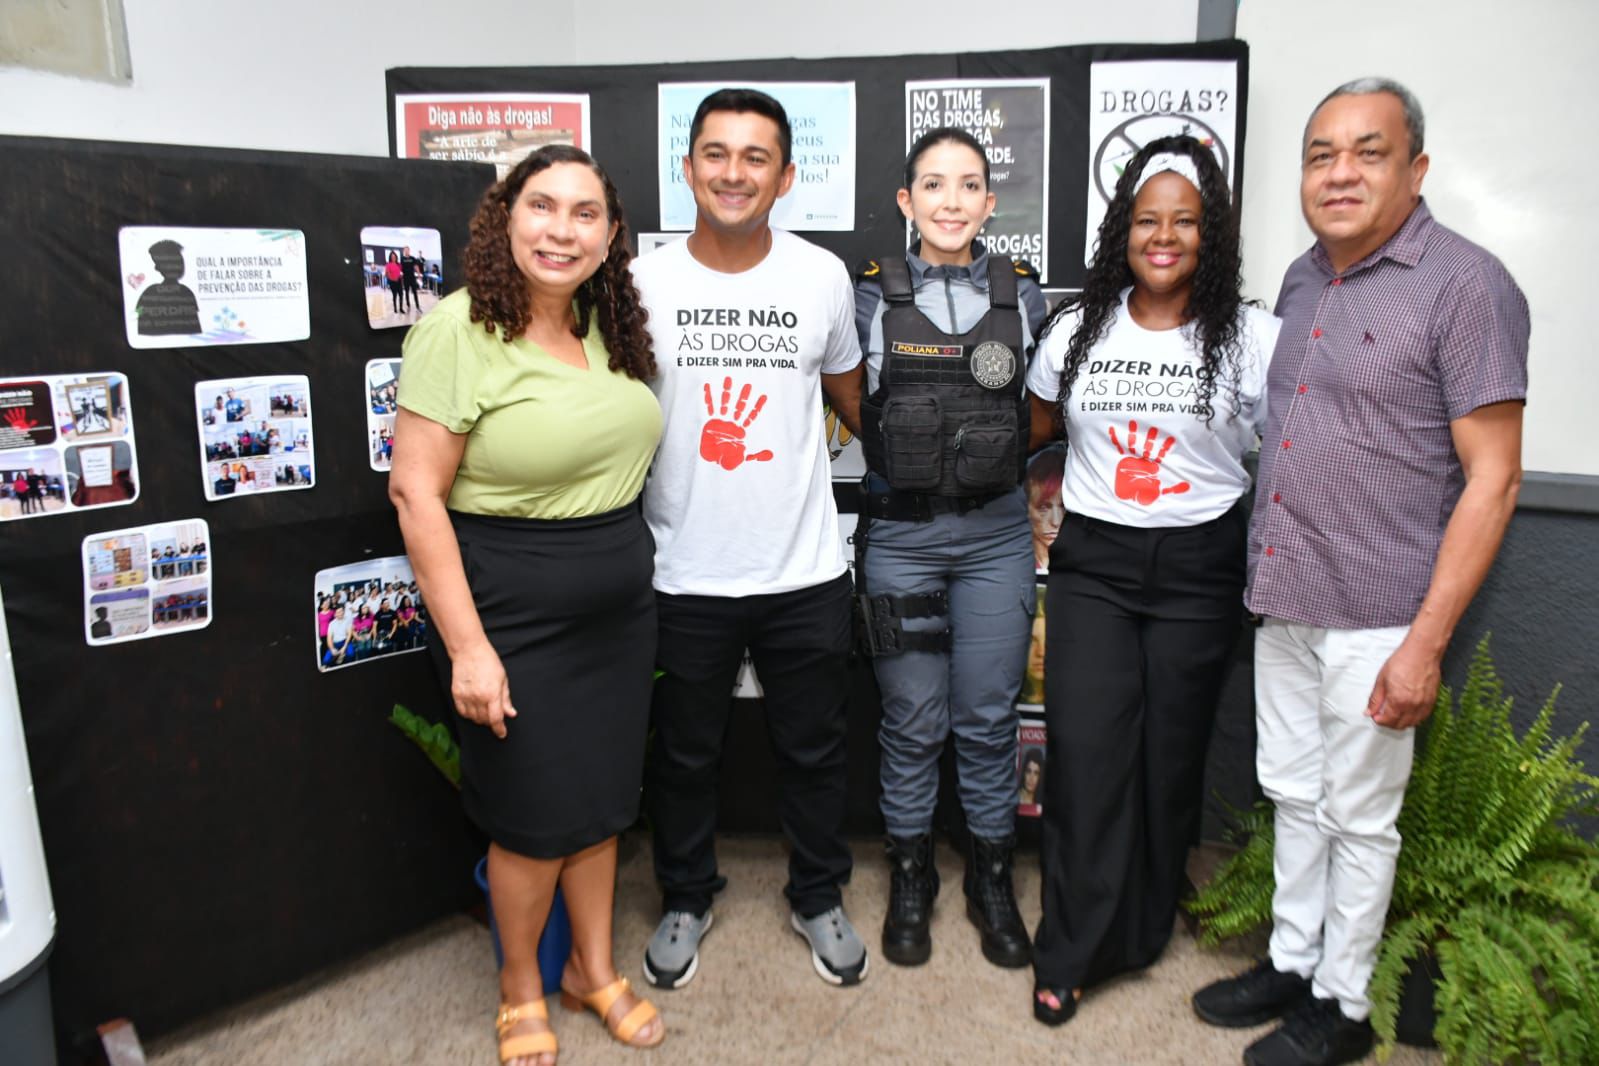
[396, 289, 661, 519]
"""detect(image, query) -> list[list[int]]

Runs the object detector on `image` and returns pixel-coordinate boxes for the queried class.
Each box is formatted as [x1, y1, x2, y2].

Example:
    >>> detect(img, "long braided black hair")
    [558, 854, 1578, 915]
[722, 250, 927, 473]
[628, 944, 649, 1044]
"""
[1037, 135, 1246, 431]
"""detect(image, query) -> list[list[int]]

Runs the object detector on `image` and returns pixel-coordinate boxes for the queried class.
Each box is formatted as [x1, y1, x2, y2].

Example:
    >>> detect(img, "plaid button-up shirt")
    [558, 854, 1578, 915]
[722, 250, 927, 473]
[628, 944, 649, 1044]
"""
[1246, 201, 1529, 629]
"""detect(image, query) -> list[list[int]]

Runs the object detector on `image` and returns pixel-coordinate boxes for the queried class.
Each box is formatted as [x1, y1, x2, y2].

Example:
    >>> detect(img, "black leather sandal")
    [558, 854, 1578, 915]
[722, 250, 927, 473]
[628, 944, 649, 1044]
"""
[1033, 985, 1080, 1026]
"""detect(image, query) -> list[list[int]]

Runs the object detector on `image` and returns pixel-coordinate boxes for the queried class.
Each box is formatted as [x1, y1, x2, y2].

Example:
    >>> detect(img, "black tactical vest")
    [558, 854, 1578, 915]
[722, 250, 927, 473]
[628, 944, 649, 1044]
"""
[860, 256, 1030, 497]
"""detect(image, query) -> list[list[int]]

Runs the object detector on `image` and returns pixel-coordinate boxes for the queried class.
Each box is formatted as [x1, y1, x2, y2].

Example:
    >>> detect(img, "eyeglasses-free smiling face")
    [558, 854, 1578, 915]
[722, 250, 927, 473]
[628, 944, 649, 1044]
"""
[505, 162, 617, 295]
[897, 139, 995, 267]
[1300, 91, 1429, 272]
[683, 110, 796, 237]
[1125, 170, 1203, 304]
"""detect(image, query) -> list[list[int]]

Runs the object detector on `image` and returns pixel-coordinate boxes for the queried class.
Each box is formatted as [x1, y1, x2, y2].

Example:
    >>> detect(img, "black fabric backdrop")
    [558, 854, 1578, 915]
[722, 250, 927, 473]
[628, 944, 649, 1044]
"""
[388, 38, 1250, 289]
[0, 137, 495, 1056]
[1, 36, 1254, 1055]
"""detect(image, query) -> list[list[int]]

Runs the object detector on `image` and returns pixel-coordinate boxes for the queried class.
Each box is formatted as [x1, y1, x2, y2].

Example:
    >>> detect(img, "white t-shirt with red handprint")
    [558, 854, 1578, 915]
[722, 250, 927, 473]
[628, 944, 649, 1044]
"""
[1026, 289, 1280, 528]
[633, 230, 862, 596]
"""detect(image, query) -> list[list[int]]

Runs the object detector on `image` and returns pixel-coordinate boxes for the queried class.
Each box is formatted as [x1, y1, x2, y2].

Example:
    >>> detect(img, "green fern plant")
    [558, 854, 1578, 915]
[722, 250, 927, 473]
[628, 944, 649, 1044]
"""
[1187, 800, 1276, 944]
[1189, 637, 1599, 1064]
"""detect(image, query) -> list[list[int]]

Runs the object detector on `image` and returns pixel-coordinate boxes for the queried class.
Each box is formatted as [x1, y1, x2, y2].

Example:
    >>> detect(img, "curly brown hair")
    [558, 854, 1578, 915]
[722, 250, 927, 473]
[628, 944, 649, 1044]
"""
[462, 145, 656, 380]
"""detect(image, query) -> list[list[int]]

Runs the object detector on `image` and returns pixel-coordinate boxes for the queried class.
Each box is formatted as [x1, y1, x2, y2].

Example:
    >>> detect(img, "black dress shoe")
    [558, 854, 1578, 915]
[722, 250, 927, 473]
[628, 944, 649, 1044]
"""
[1193, 958, 1313, 1028]
[1244, 997, 1374, 1066]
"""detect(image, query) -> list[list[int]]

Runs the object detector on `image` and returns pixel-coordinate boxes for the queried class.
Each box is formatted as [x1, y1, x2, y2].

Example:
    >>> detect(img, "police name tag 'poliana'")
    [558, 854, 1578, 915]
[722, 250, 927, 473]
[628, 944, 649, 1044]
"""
[971, 341, 1017, 390]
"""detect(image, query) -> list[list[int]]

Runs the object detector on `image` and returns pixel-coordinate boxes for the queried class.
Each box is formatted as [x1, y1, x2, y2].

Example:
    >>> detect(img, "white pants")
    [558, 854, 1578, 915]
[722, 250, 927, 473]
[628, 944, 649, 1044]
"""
[1255, 619, 1415, 1021]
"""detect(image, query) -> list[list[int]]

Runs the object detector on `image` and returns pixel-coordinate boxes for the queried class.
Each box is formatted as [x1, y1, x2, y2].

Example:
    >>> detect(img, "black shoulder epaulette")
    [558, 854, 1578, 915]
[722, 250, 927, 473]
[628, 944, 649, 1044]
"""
[854, 258, 882, 284]
[1011, 259, 1039, 280]
[875, 256, 914, 304]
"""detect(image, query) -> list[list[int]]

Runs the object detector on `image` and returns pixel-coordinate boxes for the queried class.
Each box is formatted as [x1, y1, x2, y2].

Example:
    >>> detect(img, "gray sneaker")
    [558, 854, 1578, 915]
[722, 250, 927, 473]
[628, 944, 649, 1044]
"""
[790, 906, 869, 986]
[643, 909, 713, 989]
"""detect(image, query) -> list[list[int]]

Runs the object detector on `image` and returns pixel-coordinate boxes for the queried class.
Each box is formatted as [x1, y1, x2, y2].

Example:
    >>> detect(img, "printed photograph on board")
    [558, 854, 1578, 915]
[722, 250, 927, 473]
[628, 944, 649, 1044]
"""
[88, 588, 150, 642]
[0, 373, 140, 522]
[147, 520, 210, 583]
[83, 518, 213, 645]
[1026, 443, 1066, 575]
[1, 447, 66, 520]
[118, 227, 310, 348]
[367, 360, 401, 471]
[361, 226, 444, 329]
[1019, 585, 1046, 707]
[315, 556, 428, 672]
[1017, 718, 1045, 817]
[64, 441, 137, 506]
[196, 376, 314, 500]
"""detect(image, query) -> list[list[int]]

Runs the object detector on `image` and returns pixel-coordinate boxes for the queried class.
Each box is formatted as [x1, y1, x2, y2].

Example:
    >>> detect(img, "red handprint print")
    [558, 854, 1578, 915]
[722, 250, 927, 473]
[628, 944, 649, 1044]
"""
[699, 377, 773, 471]
[1108, 420, 1190, 505]
[3, 408, 39, 433]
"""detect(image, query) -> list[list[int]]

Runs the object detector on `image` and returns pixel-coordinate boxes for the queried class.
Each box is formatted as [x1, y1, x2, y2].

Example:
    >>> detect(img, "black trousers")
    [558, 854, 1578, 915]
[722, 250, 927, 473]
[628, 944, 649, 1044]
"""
[1032, 502, 1246, 991]
[648, 572, 854, 918]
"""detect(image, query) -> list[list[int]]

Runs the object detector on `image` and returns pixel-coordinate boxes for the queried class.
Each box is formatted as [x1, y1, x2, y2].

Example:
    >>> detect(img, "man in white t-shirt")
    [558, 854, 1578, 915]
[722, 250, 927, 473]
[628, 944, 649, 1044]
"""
[632, 88, 867, 989]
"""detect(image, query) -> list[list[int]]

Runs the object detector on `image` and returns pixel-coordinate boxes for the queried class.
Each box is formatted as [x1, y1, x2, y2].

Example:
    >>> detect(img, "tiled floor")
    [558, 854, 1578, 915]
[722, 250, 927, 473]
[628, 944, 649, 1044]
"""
[146, 836, 1442, 1065]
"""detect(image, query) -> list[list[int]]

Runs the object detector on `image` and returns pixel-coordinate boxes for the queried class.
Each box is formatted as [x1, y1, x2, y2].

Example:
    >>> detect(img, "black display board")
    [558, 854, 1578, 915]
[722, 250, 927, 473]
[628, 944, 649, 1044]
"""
[0, 136, 494, 1054]
[388, 38, 1250, 290]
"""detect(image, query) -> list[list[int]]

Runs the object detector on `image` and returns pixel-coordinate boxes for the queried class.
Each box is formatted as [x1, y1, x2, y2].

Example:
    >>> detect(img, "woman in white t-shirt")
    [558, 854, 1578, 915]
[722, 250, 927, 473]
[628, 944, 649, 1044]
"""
[1022, 135, 1281, 1026]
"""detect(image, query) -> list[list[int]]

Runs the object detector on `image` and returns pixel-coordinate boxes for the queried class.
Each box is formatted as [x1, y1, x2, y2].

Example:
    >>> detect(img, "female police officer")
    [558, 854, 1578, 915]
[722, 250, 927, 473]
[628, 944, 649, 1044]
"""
[853, 126, 1046, 969]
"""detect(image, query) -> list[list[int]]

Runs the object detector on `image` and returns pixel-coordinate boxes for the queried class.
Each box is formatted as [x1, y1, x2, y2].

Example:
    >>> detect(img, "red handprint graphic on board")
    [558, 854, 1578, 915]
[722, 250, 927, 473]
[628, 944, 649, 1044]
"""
[1108, 420, 1190, 505]
[3, 408, 39, 433]
[699, 377, 773, 471]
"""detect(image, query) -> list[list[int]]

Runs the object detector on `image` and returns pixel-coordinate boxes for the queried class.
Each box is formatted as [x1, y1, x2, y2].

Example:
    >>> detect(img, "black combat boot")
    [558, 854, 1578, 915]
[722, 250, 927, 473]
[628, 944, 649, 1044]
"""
[965, 833, 1031, 968]
[882, 834, 939, 966]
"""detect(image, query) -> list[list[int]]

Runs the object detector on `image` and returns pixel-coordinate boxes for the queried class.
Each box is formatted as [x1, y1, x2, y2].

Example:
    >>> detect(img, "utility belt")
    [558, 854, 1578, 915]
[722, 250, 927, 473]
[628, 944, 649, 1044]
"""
[860, 484, 1011, 523]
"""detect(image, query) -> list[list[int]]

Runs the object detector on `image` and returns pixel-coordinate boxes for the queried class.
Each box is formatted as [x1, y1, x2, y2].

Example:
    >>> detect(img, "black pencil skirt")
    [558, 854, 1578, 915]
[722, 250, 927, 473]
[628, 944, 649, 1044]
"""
[429, 504, 657, 859]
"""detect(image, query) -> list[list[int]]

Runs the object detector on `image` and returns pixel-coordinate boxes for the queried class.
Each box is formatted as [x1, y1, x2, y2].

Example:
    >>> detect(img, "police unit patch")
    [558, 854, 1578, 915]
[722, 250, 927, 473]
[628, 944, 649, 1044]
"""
[970, 341, 1016, 389]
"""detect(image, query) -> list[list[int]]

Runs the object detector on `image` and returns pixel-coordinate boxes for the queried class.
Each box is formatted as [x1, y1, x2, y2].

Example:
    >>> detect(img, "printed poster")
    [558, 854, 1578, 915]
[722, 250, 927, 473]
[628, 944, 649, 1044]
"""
[1017, 717, 1045, 817]
[733, 512, 859, 698]
[1026, 443, 1066, 574]
[393, 93, 591, 178]
[906, 79, 1051, 278]
[362, 225, 444, 329]
[315, 557, 428, 672]
[825, 399, 864, 481]
[1084, 60, 1239, 264]
[658, 82, 856, 232]
[0, 372, 139, 521]
[119, 227, 309, 348]
[367, 360, 401, 471]
[84, 519, 211, 645]
[196, 376, 314, 500]
[1019, 585, 1046, 708]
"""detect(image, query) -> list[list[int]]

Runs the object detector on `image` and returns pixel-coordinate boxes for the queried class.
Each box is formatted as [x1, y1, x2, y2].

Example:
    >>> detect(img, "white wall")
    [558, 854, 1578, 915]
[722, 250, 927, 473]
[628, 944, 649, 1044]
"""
[1237, 0, 1598, 476]
[0, 0, 577, 156]
[15, 2, 1583, 472]
[571, 0, 1200, 62]
[0, 1, 1199, 154]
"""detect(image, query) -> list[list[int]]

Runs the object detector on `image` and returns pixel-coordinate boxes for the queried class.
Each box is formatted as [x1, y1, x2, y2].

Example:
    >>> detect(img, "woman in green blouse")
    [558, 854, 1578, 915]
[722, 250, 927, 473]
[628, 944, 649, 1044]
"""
[391, 146, 664, 1065]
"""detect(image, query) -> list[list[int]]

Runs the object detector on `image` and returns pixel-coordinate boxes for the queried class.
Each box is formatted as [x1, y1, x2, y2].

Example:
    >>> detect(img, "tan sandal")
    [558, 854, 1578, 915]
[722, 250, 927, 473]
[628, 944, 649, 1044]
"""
[495, 999, 558, 1064]
[559, 976, 665, 1048]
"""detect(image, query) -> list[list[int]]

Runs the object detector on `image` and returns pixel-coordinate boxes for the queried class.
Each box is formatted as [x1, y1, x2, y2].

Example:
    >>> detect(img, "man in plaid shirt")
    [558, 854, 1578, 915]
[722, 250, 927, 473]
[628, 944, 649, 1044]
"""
[1192, 78, 1529, 1066]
